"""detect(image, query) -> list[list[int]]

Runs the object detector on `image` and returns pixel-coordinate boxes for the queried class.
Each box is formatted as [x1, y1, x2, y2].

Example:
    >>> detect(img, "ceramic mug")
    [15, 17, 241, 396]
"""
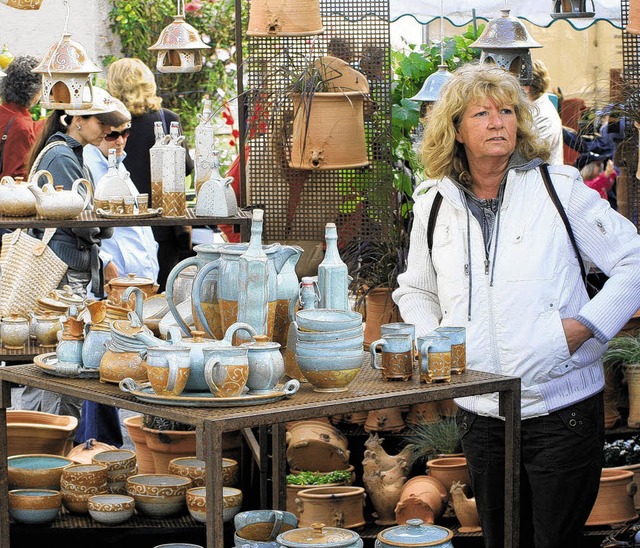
[146, 346, 191, 396]
[108, 196, 124, 214]
[418, 334, 452, 383]
[137, 194, 149, 213]
[204, 346, 249, 398]
[381, 321, 417, 358]
[123, 195, 136, 215]
[369, 332, 413, 381]
[434, 327, 466, 374]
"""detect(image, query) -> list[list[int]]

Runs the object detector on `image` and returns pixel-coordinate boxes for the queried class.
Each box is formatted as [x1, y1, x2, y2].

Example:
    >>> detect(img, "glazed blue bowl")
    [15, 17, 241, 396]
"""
[296, 309, 362, 332]
[8, 454, 74, 490]
[295, 352, 364, 393]
[9, 489, 62, 524]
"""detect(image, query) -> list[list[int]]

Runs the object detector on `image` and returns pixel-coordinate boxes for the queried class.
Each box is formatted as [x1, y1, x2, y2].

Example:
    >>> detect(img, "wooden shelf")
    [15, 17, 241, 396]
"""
[1, 340, 54, 363]
[0, 208, 251, 229]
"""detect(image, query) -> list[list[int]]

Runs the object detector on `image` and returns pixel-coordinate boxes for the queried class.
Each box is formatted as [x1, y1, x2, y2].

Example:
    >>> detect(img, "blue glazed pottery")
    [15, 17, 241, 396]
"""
[277, 523, 363, 547]
[8, 489, 61, 524]
[234, 509, 298, 547]
[375, 519, 454, 547]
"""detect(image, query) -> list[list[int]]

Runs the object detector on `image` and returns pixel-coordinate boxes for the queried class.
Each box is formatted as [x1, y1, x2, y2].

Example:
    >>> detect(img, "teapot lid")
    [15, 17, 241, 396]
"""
[108, 273, 155, 287]
[377, 520, 453, 546]
[53, 285, 85, 306]
[277, 523, 360, 547]
[37, 294, 70, 312]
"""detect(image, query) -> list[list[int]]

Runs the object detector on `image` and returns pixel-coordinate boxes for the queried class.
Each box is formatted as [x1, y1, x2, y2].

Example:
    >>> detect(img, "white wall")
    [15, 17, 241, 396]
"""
[0, 0, 122, 77]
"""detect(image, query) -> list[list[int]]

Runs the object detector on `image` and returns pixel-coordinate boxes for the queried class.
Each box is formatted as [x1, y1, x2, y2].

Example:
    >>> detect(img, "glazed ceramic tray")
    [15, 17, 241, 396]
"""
[95, 208, 162, 219]
[118, 378, 300, 407]
[34, 352, 100, 379]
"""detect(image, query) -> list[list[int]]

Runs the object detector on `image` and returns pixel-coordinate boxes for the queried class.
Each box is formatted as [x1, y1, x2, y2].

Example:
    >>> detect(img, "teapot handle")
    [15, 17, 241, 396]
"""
[32, 169, 54, 188]
[73, 178, 94, 211]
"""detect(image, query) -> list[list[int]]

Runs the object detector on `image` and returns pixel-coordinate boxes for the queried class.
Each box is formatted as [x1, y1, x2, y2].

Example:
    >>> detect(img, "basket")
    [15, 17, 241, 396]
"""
[0, 228, 68, 317]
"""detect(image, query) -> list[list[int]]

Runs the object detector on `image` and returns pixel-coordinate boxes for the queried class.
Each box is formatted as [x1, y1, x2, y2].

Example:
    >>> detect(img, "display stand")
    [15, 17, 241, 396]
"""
[0, 360, 521, 548]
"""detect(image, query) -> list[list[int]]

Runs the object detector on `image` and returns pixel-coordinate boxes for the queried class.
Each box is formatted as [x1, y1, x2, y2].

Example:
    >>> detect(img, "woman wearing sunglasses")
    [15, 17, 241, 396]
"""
[83, 106, 159, 288]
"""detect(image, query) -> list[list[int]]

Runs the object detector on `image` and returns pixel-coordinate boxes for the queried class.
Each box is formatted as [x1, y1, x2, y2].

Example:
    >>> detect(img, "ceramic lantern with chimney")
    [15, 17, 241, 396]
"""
[148, 0, 211, 73]
[470, 9, 542, 87]
[33, 33, 101, 110]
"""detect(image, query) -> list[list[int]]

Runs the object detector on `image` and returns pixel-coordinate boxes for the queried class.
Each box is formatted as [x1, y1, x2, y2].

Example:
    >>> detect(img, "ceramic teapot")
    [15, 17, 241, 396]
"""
[27, 174, 93, 220]
[104, 273, 160, 306]
[0, 175, 37, 216]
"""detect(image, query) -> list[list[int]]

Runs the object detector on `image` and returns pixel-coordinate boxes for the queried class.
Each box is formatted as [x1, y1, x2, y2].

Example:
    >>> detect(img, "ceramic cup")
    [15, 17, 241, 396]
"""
[204, 347, 249, 398]
[381, 321, 417, 357]
[123, 195, 136, 215]
[434, 327, 466, 374]
[146, 346, 191, 397]
[137, 193, 149, 213]
[418, 334, 452, 383]
[369, 332, 414, 381]
[108, 196, 124, 214]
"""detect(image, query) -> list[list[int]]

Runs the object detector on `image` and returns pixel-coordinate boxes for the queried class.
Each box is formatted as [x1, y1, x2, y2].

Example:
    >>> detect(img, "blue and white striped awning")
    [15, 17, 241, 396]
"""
[389, 0, 623, 30]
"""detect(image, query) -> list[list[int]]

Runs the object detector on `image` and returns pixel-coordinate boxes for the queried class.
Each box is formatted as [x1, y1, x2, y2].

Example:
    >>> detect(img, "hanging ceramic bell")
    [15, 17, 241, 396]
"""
[32, 33, 101, 110]
[162, 121, 187, 218]
[148, 0, 211, 74]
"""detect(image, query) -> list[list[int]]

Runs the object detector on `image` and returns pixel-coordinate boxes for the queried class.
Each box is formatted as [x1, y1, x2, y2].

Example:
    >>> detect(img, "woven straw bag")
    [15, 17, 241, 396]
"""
[0, 228, 68, 317]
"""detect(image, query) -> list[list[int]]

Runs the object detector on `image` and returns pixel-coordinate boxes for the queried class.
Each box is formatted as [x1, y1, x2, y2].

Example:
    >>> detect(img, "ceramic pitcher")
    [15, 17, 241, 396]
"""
[272, 245, 302, 347]
[165, 243, 225, 339]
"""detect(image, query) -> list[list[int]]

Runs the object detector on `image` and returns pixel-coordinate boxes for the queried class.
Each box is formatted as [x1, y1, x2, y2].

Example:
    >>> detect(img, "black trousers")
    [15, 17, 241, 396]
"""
[457, 391, 604, 548]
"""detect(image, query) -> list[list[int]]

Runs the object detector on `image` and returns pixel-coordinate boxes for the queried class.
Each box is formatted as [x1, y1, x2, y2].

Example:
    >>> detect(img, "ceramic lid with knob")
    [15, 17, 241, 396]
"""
[107, 273, 156, 288]
[376, 519, 454, 547]
[277, 522, 363, 547]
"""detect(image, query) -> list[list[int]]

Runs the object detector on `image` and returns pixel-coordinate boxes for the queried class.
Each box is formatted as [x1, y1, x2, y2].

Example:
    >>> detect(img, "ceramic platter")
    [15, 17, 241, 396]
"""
[119, 378, 300, 407]
[95, 208, 162, 219]
[34, 352, 100, 379]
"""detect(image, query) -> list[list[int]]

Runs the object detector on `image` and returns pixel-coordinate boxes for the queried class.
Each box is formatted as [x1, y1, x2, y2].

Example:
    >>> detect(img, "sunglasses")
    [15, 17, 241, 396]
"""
[104, 128, 131, 142]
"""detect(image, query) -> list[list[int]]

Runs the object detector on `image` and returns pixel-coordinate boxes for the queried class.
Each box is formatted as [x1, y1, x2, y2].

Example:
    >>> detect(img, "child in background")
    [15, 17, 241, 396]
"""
[580, 159, 617, 202]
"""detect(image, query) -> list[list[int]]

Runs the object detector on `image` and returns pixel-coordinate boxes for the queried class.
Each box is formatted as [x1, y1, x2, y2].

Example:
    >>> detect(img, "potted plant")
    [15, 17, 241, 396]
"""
[285, 469, 354, 518]
[604, 334, 640, 428]
[400, 416, 462, 468]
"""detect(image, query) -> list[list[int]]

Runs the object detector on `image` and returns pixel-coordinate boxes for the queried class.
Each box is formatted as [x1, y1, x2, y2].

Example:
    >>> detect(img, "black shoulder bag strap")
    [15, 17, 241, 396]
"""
[0, 116, 16, 174]
[427, 191, 443, 255]
[540, 163, 596, 296]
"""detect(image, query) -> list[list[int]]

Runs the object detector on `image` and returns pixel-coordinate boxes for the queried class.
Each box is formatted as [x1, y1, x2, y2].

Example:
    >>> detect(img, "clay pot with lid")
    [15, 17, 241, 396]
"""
[375, 519, 454, 547]
[99, 340, 147, 384]
[105, 273, 160, 305]
[0, 175, 37, 216]
[242, 334, 285, 392]
[286, 420, 350, 473]
[33, 312, 61, 348]
[277, 522, 363, 548]
[1, 314, 30, 349]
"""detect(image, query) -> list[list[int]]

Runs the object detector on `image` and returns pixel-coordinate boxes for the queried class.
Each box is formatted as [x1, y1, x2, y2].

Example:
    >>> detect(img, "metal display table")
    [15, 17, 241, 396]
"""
[0, 361, 521, 548]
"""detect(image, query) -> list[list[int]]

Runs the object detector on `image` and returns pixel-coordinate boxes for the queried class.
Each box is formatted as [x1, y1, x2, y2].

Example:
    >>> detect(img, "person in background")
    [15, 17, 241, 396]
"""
[580, 158, 617, 203]
[0, 54, 44, 179]
[106, 57, 194, 292]
[393, 63, 640, 548]
[83, 99, 160, 284]
[21, 87, 128, 420]
[523, 59, 564, 165]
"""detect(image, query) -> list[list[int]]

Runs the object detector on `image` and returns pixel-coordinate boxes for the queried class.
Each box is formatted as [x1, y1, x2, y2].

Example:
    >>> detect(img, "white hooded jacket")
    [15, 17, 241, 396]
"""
[393, 163, 640, 419]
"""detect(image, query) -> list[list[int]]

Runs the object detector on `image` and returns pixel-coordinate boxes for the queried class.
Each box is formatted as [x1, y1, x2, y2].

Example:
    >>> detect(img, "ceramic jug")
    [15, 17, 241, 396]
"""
[0, 175, 37, 216]
[192, 235, 298, 342]
[165, 243, 225, 339]
[149, 120, 166, 210]
[167, 322, 257, 392]
[27, 173, 92, 220]
[272, 245, 303, 347]
[195, 148, 234, 217]
[317, 223, 350, 311]
[162, 121, 186, 218]
[82, 300, 112, 370]
[194, 99, 216, 193]
[242, 334, 285, 392]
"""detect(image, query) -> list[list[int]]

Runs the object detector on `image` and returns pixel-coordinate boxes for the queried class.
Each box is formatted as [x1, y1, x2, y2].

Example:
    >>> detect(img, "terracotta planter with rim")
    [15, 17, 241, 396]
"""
[247, 0, 324, 36]
[122, 415, 155, 474]
[141, 426, 197, 474]
[586, 468, 638, 526]
[295, 485, 366, 529]
[426, 456, 469, 498]
[395, 475, 447, 525]
[608, 463, 640, 511]
[8, 409, 78, 457]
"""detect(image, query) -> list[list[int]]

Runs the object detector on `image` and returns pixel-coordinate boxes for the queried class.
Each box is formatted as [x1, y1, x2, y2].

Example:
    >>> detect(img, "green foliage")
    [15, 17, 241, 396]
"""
[390, 26, 483, 195]
[108, 0, 241, 142]
[401, 417, 461, 465]
[286, 469, 353, 486]
[603, 334, 640, 366]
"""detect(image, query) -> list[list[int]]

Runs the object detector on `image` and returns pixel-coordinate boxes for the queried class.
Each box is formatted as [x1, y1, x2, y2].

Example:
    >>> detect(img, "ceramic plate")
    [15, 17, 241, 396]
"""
[95, 208, 162, 219]
[34, 352, 100, 379]
[119, 378, 300, 407]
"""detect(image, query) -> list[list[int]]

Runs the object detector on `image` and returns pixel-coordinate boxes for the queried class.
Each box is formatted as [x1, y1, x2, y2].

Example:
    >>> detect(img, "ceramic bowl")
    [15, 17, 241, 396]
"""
[294, 346, 364, 359]
[168, 456, 206, 487]
[186, 486, 242, 523]
[87, 494, 135, 524]
[234, 509, 298, 545]
[8, 489, 62, 525]
[92, 449, 138, 493]
[295, 352, 364, 393]
[126, 473, 192, 517]
[7, 454, 74, 490]
[153, 545, 204, 548]
[295, 324, 364, 342]
[7, 409, 78, 456]
[295, 309, 362, 332]
[295, 335, 364, 351]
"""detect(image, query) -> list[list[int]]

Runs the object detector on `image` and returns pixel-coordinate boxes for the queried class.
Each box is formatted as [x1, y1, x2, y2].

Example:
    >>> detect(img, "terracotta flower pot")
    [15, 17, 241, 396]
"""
[122, 415, 155, 474]
[395, 475, 448, 525]
[246, 0, 324, 36]
[7, 410, 78, 457]
[608, 463, 640, 512]
[586, 468, 638, 526]
[285, 420, 350, 472]
[141, 426, 197, 474]
[364, 407, 406, 433]
[426, 456, 469, 497]
[295, 485, 366, 529]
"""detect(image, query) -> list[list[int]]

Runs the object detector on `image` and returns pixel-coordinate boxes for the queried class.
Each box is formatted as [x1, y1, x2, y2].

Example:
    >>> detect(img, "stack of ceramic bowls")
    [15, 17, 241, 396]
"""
[91, 449, 138, 494]
[294, 309, 364, 393]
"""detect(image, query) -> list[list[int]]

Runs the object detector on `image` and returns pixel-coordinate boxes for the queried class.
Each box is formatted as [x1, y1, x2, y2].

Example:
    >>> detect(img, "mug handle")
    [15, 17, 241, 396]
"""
[204, 357, 222, 396]
[166, 354, 180, 393]
[369, 338, 385, 369]
[268, 510, 285, 540]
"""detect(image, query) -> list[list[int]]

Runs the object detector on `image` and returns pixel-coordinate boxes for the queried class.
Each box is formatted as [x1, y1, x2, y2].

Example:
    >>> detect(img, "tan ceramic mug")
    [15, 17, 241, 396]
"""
[146, 346, 191, 396]
[204, 346, 249, 398]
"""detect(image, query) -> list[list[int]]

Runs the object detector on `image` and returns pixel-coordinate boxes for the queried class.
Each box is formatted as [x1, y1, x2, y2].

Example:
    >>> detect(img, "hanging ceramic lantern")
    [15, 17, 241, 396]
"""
[551, 0, 595, 20]
[148, 0, 211, 74]
[470, 9, 542, 86]
[0, 0, 43, 9]
[411, 65, 453, 103]
[247, 0, 324, 36]
[32, 33, 101, 110]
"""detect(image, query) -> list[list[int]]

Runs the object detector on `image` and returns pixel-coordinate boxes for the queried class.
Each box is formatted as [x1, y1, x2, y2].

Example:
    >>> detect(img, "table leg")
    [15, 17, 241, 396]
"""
[0, 380, 12, 548]
[499, 382, 521, 548]
[203, 421, 224, 548]
[271, 422, 287, 510]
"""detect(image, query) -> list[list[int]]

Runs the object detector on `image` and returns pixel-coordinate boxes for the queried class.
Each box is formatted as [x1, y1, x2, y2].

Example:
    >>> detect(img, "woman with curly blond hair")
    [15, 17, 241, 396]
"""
[107, 57, 193, 291]
[394, 62, 640, 548]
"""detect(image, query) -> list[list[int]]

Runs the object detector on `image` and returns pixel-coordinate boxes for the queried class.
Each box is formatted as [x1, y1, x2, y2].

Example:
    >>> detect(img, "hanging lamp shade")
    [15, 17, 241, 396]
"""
[470, 9, 542, 86]
[551, 0, 595, 20]
[0, 0, 43, 9]
[410, 65, 453, 102]
[148, 15, 211, 73]
[32, 33, 101, 110]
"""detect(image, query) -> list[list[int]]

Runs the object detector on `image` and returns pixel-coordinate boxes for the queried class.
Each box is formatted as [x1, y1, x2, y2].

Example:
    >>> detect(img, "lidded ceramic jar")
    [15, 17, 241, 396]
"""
[33, 312, 61, 348]
[276, 523, 363, 548]
[375, 519, 454, 548]
[241, 334, 285, 392]
[104, 273, 160, 305]
[1, 314, 30, 349]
